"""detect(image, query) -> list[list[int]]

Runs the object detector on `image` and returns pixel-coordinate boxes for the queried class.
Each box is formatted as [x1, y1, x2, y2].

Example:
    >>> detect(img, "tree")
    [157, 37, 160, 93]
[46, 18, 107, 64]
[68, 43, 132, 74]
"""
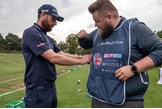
[66, 34, 79, 54]
[0, 33, 4, 42]
[157, 30, 162, 39]
[4, 33, 21, 51]
[0, 33, 4, 50]
[58, 41, 67, 52]
[57, 33, 92, 55]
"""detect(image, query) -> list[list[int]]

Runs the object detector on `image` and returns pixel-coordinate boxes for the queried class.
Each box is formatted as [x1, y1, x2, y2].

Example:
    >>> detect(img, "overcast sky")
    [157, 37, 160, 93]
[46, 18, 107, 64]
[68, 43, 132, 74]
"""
[0, 0, 162, 42]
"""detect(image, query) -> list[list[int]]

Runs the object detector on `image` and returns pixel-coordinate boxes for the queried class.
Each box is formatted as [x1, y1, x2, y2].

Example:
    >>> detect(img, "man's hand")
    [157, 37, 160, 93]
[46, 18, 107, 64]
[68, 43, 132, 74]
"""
[115, 65, 135, 81]
[80, 55, 92, 64]
[76, 30, 88, 39]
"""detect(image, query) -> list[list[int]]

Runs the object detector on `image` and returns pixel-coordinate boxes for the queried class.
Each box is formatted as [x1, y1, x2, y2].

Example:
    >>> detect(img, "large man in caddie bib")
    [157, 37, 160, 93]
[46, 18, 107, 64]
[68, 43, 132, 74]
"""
[77, 0, 162, 108]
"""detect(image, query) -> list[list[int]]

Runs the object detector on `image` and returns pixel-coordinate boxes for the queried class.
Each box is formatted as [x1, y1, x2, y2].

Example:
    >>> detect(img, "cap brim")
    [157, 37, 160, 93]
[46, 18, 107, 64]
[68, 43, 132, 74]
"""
[50, 13, 64, 22]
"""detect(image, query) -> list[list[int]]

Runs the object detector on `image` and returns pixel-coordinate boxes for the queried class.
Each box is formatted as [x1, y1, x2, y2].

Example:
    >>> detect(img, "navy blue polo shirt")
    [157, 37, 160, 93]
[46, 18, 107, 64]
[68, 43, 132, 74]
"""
[21, 23, 61, 89]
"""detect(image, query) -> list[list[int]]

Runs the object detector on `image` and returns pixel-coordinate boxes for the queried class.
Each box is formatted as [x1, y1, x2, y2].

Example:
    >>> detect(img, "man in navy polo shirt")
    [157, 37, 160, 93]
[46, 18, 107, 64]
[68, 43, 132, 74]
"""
[21, 4, 91, 108]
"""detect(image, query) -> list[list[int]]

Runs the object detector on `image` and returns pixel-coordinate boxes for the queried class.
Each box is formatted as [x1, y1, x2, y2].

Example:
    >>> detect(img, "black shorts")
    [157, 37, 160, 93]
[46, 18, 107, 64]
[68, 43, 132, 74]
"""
[24, 84, 57, 108]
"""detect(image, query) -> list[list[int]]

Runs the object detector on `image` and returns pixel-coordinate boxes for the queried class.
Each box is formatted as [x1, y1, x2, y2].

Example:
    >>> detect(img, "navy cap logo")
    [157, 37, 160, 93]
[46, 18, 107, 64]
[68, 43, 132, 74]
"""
[38, 4, 64, 22]
[41, 9, 49, 13]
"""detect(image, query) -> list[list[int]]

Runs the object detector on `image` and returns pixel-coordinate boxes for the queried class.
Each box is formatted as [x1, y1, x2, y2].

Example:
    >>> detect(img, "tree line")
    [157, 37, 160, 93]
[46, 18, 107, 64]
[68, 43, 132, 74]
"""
[0, 33, 92, 55]
[1, 30, 162, 54]
[0, 33, 21, 52]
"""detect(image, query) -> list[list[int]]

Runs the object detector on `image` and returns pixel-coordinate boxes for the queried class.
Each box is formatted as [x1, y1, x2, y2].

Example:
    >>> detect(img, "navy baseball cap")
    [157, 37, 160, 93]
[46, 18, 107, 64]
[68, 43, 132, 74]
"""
[38, 4, 64, 22]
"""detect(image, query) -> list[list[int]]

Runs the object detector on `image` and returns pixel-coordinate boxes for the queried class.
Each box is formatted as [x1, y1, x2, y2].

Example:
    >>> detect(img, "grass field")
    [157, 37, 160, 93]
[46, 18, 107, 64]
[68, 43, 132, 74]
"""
[0, 53, 162, 108]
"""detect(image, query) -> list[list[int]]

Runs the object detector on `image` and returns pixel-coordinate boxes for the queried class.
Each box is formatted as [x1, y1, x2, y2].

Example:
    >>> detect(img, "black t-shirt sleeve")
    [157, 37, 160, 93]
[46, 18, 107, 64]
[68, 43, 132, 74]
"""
[78, 29, 98, 49]
[22, 28, 50, 56]
[78, 38, 93, 49]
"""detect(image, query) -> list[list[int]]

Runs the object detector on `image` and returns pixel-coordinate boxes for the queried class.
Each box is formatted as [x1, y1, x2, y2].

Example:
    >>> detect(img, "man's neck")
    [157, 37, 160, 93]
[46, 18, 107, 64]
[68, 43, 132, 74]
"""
[36, 21, 43, 29]
[113, 17, 121, 29]
[35, 21, 47, 34]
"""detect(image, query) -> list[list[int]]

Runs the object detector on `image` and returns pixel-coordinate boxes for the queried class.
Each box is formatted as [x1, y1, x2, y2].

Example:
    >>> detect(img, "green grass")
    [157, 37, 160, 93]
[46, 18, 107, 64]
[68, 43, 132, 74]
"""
[0, 53, 90, 108]
[144, 68, 162, 108]
[0, 53, 162, 108]
[0, 53, 25, 81]
[56, 65, 91, 108]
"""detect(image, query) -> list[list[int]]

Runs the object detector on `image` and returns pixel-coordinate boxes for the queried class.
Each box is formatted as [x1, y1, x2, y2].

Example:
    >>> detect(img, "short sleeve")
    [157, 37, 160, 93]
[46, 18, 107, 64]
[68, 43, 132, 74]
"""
[22, 28, 50, 56]
[49, 37, 61, 53]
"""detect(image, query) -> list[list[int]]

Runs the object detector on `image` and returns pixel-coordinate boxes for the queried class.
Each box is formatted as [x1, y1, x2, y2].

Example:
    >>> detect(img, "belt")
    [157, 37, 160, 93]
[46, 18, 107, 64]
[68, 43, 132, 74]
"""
[26, 83, 54, 90]
[35, 84, 54, 89]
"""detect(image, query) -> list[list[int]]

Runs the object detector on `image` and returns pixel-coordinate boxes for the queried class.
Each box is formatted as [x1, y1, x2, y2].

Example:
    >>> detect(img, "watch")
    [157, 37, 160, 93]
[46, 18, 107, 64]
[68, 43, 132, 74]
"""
[130, 63, 138, 74]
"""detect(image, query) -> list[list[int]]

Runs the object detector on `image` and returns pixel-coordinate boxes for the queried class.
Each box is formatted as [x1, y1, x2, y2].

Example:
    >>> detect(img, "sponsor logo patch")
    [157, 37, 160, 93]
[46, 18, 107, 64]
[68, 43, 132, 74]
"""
[37, 43, 45, 47]
[104, 53, 122, 59]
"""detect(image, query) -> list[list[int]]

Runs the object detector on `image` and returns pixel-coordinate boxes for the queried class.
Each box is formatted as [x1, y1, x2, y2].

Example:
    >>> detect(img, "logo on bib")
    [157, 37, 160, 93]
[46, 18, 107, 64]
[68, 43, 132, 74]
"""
[93, 53, 102, 70]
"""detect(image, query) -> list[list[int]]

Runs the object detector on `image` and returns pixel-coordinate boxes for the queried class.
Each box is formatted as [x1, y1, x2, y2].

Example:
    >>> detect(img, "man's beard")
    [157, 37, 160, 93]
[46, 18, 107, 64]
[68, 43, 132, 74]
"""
[99, 23, 114, 40]
[42, 19, 53, 32]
